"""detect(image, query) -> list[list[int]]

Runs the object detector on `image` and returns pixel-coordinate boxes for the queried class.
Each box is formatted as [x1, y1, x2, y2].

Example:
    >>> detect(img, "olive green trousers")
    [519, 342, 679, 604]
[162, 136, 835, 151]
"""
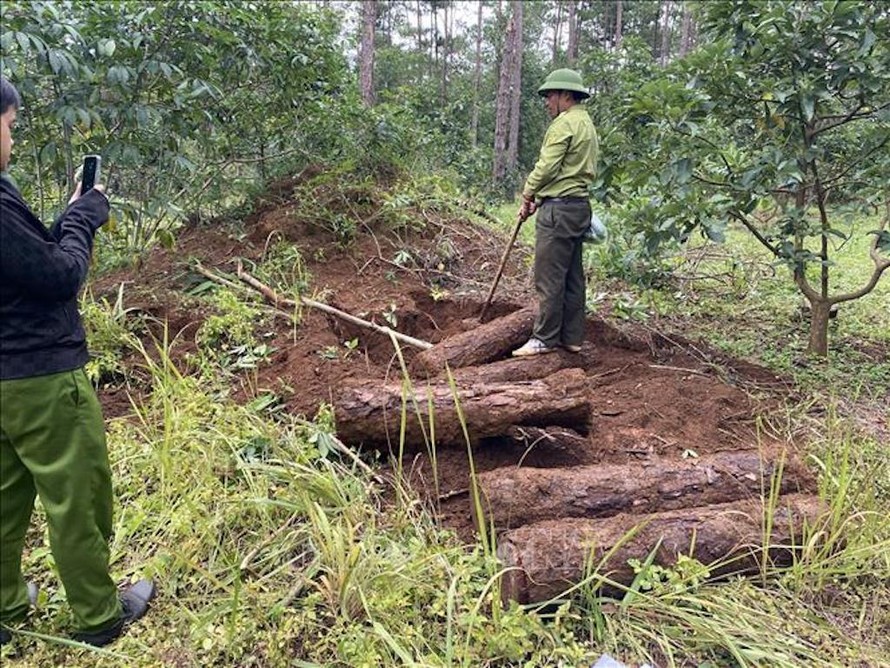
[0, 368, 121, 633]
[533, 199, 591, 347]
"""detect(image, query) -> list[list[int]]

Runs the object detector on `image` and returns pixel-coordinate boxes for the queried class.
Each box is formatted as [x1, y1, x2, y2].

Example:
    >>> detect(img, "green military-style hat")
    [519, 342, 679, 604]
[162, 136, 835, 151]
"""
[537, 68, 590, 99]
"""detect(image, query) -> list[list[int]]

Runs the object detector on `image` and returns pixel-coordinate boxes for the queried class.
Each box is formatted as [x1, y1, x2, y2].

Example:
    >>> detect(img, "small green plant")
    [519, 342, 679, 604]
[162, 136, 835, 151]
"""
[80, 284, 143, 385]
[342, 338, 359, 358]
[257, 241, 312, 298]
[319, 345, 339, 360]
[245, 393, 284, 416]
[392, 249, 413, 267]
[196, 289, 265, 354]
[381, 303, 398, 328]
[429, 284, 449, 302]
[219, 342, 276, 371]
[611, 292, 650, 321]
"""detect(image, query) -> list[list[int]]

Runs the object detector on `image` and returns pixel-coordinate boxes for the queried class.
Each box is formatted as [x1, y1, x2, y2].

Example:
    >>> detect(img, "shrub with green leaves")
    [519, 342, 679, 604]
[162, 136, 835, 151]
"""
[195, 289, 266, 364]
[80, 287, 142, 385]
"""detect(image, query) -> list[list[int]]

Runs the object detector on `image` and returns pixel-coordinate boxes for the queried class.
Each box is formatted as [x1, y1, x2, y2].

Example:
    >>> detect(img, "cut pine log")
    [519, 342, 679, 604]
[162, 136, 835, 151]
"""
[476, 450, 813, 529]
[411, 306, 536, 374]
[335, 368, 590, 448]
[497, 494, 826, 604]
[450, 354, 578, 384]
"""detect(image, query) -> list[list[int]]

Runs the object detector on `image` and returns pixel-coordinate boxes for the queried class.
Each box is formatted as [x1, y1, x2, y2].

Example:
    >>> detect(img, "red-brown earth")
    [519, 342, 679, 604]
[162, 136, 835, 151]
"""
[92, 168, 814, 548]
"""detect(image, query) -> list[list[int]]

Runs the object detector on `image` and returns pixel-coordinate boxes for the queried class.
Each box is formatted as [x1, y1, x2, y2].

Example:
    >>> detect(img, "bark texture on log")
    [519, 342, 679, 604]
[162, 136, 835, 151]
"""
[335, 368, 590, 448]
[451, 354, 578, 384]
[477, 450, 814, 529]
[497, 494, 826, 604]
[411, 306, 536, 375]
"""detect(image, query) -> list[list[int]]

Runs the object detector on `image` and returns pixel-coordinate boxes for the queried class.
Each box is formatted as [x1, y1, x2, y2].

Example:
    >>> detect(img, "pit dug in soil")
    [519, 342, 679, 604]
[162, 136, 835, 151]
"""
[94, 167, 822, 604]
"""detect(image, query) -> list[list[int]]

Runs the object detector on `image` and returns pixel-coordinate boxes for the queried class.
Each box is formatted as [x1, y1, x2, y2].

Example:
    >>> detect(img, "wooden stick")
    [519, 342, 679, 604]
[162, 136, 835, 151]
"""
[233, 262, 434, 350]
[193, 261, 249, 293]
[479, 212, 524, 322]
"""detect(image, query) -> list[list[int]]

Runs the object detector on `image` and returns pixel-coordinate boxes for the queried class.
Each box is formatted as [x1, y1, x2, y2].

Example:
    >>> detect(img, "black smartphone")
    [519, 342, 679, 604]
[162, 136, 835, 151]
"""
[81, 154, 102, 192]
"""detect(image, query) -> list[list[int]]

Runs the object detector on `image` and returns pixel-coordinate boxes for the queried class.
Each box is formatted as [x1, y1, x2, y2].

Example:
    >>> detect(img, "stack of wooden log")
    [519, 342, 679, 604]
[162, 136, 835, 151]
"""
[333, 306, 825, 604]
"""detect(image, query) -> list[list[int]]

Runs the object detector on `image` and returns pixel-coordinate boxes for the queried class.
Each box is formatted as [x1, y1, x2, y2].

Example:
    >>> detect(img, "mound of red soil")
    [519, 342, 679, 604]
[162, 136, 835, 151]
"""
[93, 168, 804, 542]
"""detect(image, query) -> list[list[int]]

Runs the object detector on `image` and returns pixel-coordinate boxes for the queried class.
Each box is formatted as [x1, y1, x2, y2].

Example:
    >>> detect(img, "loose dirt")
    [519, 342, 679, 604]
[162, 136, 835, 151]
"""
[93, 168, 810, 544]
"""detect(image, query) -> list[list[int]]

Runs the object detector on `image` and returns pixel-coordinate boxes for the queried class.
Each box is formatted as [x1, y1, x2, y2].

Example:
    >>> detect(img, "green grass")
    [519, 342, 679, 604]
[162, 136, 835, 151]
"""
[627, 213, 889, 391]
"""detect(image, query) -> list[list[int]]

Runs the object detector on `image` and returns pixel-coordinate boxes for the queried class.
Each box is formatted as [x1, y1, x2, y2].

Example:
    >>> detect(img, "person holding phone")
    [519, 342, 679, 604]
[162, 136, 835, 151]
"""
[0, 76, 154, 648]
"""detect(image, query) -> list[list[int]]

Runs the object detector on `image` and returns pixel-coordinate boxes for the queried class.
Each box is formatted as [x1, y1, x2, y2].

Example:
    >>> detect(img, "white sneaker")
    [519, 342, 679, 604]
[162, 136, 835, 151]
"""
[512, 338, 556, 357]
[561, 343, 582, 353]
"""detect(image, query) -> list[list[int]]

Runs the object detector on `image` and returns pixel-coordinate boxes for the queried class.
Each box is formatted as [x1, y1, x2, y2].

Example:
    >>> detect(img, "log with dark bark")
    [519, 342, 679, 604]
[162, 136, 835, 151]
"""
[335, 368, 590, 448]
[497, 494, 826, 604]
[411, 306, 536, 375]
[476, 450, 814, 529]
[451, 354, 578, 384]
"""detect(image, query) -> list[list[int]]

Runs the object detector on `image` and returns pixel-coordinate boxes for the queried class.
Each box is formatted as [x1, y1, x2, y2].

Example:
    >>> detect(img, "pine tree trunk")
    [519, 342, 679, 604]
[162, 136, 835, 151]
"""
[567, 1, 578, 65]
[493, 5, 518, 185]
[431, 3, 438, 79]
[412, 306, 537, 374]
[552, 1, 563, 65]
[415, 0, 423, 54]
[659, 0, 673, 66]
[498, 495, 827, 603]
[359, 1, 377, 106]
[471, 1, 483, 147]
[442, 2, 452, 103]
[476, 450, 814, 529]
[506, 1, 523, 175]
[335, 368, 591, 448]
[680, 1, 694, 55]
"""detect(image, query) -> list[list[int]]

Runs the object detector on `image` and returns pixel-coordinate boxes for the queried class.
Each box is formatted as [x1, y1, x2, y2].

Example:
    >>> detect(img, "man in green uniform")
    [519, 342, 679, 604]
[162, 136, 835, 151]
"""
[0, 76, 154, 648]
[513, 69, 598, 357]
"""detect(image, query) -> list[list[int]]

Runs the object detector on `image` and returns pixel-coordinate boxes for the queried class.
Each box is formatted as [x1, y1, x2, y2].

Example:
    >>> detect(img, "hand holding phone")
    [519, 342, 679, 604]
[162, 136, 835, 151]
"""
[81, 154, 102, 192]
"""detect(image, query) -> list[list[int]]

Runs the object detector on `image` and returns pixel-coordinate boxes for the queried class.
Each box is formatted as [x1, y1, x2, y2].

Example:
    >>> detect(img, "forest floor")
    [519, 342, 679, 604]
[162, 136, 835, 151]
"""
[94, 166, 827, 545]
[6, 166, 885, 668]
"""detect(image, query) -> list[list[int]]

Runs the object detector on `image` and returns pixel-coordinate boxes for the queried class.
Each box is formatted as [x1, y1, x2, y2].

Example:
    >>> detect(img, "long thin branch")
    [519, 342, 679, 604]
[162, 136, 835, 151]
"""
[675, 127, 734, 176]
[828, 206, 890, 305]
[820, 135, 890, 190]
[728, 211, 781, 257]
[692, 173, 734, 189]
[811, 100, 866, 136]
[234, 262, 433, 350]
[814, 101, 889, 136]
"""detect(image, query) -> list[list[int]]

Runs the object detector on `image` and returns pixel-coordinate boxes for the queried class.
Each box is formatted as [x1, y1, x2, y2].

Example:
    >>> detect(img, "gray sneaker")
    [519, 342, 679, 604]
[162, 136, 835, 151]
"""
[512, 338, 556, 357]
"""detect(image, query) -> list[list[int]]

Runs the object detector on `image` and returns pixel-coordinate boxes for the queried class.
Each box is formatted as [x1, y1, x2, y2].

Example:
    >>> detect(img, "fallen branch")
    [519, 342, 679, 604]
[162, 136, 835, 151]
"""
[192, 261, 293, 323]
[232, 262, 433, 351]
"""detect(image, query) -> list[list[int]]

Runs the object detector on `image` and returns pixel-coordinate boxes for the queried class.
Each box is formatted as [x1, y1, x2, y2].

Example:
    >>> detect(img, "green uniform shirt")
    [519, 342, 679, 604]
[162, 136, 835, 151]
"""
[522, 105, 598, 201]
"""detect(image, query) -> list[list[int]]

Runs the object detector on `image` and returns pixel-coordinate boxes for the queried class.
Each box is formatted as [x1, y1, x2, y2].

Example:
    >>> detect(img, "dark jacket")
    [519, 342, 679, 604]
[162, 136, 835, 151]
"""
[0, 175, 109, 380]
